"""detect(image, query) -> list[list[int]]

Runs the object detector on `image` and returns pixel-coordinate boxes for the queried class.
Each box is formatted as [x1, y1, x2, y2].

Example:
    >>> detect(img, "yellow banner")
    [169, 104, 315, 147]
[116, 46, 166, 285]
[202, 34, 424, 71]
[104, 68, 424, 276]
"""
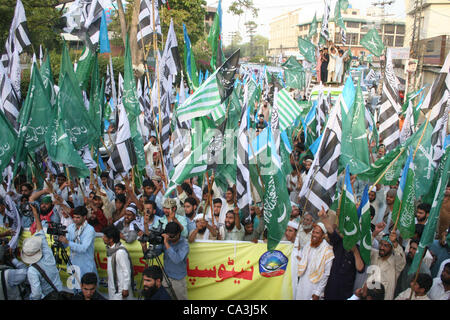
[18, 232, 293, 299]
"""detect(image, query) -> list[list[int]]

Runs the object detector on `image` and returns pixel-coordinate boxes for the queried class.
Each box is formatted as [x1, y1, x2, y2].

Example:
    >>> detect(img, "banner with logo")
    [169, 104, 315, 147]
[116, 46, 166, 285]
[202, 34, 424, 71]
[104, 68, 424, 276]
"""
[17, 232, 293, 299]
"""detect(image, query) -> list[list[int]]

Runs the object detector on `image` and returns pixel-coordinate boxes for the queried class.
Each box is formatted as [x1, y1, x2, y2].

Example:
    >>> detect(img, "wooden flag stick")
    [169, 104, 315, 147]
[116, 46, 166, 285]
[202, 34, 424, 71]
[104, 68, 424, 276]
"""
[408, 247, 428, 300]
[367, 147, 406, 194]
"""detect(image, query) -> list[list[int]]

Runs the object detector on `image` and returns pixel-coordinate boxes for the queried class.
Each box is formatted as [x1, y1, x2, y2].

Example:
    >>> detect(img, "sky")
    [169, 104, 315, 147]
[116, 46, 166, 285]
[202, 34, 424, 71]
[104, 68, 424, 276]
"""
[207, 0, 406, 45]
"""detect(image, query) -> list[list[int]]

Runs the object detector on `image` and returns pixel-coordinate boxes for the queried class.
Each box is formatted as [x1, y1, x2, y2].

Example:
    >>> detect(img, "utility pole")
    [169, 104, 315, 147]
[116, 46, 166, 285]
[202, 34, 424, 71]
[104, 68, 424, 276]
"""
[245, 21, 257, 58]
[409, 0, 424, 92]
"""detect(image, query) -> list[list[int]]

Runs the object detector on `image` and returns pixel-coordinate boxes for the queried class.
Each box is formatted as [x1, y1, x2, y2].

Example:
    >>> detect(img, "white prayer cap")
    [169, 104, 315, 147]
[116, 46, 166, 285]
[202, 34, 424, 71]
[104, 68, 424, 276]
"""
[287, 221, 299, 230]
[315, 222, 327, 234]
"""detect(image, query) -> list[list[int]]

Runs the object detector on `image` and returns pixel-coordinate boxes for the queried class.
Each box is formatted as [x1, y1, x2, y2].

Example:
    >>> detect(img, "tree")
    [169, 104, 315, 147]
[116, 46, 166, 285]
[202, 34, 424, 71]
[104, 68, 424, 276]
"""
[0, 0, 64, 52]
[228, 0, 258, 18]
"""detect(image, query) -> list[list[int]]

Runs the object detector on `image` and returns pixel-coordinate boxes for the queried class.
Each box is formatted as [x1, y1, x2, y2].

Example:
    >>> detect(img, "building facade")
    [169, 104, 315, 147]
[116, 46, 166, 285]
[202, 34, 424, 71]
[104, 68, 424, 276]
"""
[297, 7, 406, 58]
[267, 8, 302, 61]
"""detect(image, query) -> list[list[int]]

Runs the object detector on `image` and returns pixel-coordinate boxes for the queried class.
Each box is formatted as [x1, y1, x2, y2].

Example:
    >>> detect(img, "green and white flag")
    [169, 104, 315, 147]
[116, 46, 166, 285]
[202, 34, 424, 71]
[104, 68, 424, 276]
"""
[391, 149, 416, 239]
[75, 46, 95, 91]
[338, 165, 361, 251]
[0, 111, 17, 177]
[409, 147, 450, 275]
[261, 128, 291, 251]
[177, 49, 240, 123]
[358, 186, 372, 265]
[282, 56, 306, 90]
[341, 83, 370, 174]
[360, 28, 385, 57]
[39, 50, 56, 106]
[298, 37, 316, 63]
[307, 12, 318, 41]
[275, 88, 304, 132]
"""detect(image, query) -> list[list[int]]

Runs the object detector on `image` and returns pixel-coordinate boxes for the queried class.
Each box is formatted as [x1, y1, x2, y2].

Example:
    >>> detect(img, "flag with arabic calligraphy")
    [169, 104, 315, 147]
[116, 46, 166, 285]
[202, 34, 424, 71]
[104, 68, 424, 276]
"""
[338, 165, 361, 251]
[0, 111, 16, 177]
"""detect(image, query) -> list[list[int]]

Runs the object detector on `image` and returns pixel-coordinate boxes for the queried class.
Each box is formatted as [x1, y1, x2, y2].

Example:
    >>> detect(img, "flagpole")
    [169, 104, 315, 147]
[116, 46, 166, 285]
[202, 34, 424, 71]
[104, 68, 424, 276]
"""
[367, 147, 406, 194]
[26, 154, 53, 193]
[408, 247, 428, 300]
[392, 109, 432, 233]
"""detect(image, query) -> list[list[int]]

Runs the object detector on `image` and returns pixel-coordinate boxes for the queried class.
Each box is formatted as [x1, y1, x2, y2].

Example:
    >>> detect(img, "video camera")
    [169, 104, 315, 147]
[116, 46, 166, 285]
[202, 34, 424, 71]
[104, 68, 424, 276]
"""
[47, 222, 67, 237]
[139, 221, 164, 260]
[138, 221, 164, 246]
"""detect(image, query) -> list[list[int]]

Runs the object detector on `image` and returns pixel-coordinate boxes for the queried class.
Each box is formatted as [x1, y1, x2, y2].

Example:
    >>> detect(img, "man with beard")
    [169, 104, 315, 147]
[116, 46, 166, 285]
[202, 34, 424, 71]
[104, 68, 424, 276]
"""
[428, 260, 450, 300]
[429, 228, 450, 277]
[368, 184, 388, 225]
[415, 203, 431, 225]
[295, 213, 314, 249]
[142, 266, 171, 300]
[242, 217, 265, 242]
[295, 222, 334, 300]
[113, 203, 140, 243]
[188, 216, 218, 242]
[369, 228, 406, 300]
[394, 238, 431, 296]
[158, 198, 188, 238]
[382, 189, 397, 234]
[219, 209, 244, 241]
[28, 193, 61, 234]
[138, 200, 161, 253]
[184, 197, 198, 235]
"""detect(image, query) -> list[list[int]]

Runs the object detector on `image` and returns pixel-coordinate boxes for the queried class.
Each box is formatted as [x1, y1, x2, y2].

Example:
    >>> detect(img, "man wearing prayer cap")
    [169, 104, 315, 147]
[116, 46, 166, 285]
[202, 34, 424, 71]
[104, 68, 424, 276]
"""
[368, 226, 406, 300]
[158, 198, 188, 238]
[282, 221, 299, 243]
[295, 221, 334, 300]
[113, 203, 140, 243]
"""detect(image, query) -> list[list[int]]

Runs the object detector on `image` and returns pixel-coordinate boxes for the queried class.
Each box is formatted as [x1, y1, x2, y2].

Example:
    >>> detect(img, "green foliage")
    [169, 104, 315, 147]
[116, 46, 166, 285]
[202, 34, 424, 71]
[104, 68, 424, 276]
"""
[228, 0, 258, 18]
[0, 0, 64, 52]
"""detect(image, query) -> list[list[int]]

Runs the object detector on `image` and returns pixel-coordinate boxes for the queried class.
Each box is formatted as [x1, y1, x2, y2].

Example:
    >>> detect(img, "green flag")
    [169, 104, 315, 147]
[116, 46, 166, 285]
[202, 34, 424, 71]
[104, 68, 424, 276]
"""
[123, 36, 146, 170]
[307, 12, 318, 41]
[89, 55, 105, 148]
[55, 73, 97, 150]
[412, 123, 435, 198]
[261, 128, 291, 251]
[360, 28, 385, 57]
[298, 37, 316, 63]
[75, 46, 95, 92]
[39, 50, 56, 106]
[409, 147, 450, 275]
[334, 0, 346, 30]
[0, 111, 17, 177]
[391, 150, 416, 239]
[358, 186, 372, 265]
[59, 41, 79, 89]
[282, 56, 306, 90]
[207, 0, 225, 71]
[341, 83, 370, 174]
[338, 166, 361, 250]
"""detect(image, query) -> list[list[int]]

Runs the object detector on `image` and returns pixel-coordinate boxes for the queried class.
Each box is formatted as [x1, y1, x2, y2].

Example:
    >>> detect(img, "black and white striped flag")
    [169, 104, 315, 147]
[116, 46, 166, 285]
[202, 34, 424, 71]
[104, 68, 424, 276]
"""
[143, 76, 153, 131]
[1, 0, 31, 70]
[316, 88, 329, 136]
[236, 84, 252, 224]
[421, 52, 450, 164]
[172, 114, 190, 167]
[137, 0, 162, 49]
[0, 61, 20, 131]
[377, 49, 401, 152]
[299, 99, 342, 220]
[341, 29, 346, 45]
[105, 63, 111, 97]
[107, 101, 137, 174]
[320, 0, 330, 41]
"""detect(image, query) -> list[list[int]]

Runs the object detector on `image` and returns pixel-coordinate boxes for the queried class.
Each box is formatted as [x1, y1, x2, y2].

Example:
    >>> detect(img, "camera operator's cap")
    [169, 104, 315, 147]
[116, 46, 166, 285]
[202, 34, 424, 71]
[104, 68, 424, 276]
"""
[163, 198, 177, 209]
[21, 235, 43, 264]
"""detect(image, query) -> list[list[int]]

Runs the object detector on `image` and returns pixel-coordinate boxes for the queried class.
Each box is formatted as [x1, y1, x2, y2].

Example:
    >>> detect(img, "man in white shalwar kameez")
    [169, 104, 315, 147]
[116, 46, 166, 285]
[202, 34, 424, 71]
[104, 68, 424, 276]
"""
[295, 222, 334, 300]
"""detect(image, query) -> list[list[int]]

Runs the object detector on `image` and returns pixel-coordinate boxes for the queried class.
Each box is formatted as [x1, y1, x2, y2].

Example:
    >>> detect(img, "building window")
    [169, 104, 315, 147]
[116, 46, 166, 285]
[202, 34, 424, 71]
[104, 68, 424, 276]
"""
[346, 21, 360, 28]
[396, 25, 405, 34]
[348, 33, 359, 45]
[384, 24, 395, 34]
[352, 11, 357, 15]
[426, 40, 434, 52]
[395, 36, 404, 47]
[384, 35, 394, 46]
[335, 32, 341, 44]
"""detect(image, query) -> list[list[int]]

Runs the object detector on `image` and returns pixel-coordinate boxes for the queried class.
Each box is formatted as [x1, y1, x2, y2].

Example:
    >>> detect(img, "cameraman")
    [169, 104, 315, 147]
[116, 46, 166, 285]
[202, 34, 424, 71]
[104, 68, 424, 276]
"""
[58, 206, 97, 289]
[0, 239, 28, 300]
[154, 222, 189, 300]
[22, 204, 63, 300]
[138, 200, 161, 253]
[29, 191, 61, 234]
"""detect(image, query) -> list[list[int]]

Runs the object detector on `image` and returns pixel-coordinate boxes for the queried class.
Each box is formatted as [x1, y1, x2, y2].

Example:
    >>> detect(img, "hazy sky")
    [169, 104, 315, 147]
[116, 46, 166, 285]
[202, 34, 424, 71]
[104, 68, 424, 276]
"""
[207, 0, 406, 45]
